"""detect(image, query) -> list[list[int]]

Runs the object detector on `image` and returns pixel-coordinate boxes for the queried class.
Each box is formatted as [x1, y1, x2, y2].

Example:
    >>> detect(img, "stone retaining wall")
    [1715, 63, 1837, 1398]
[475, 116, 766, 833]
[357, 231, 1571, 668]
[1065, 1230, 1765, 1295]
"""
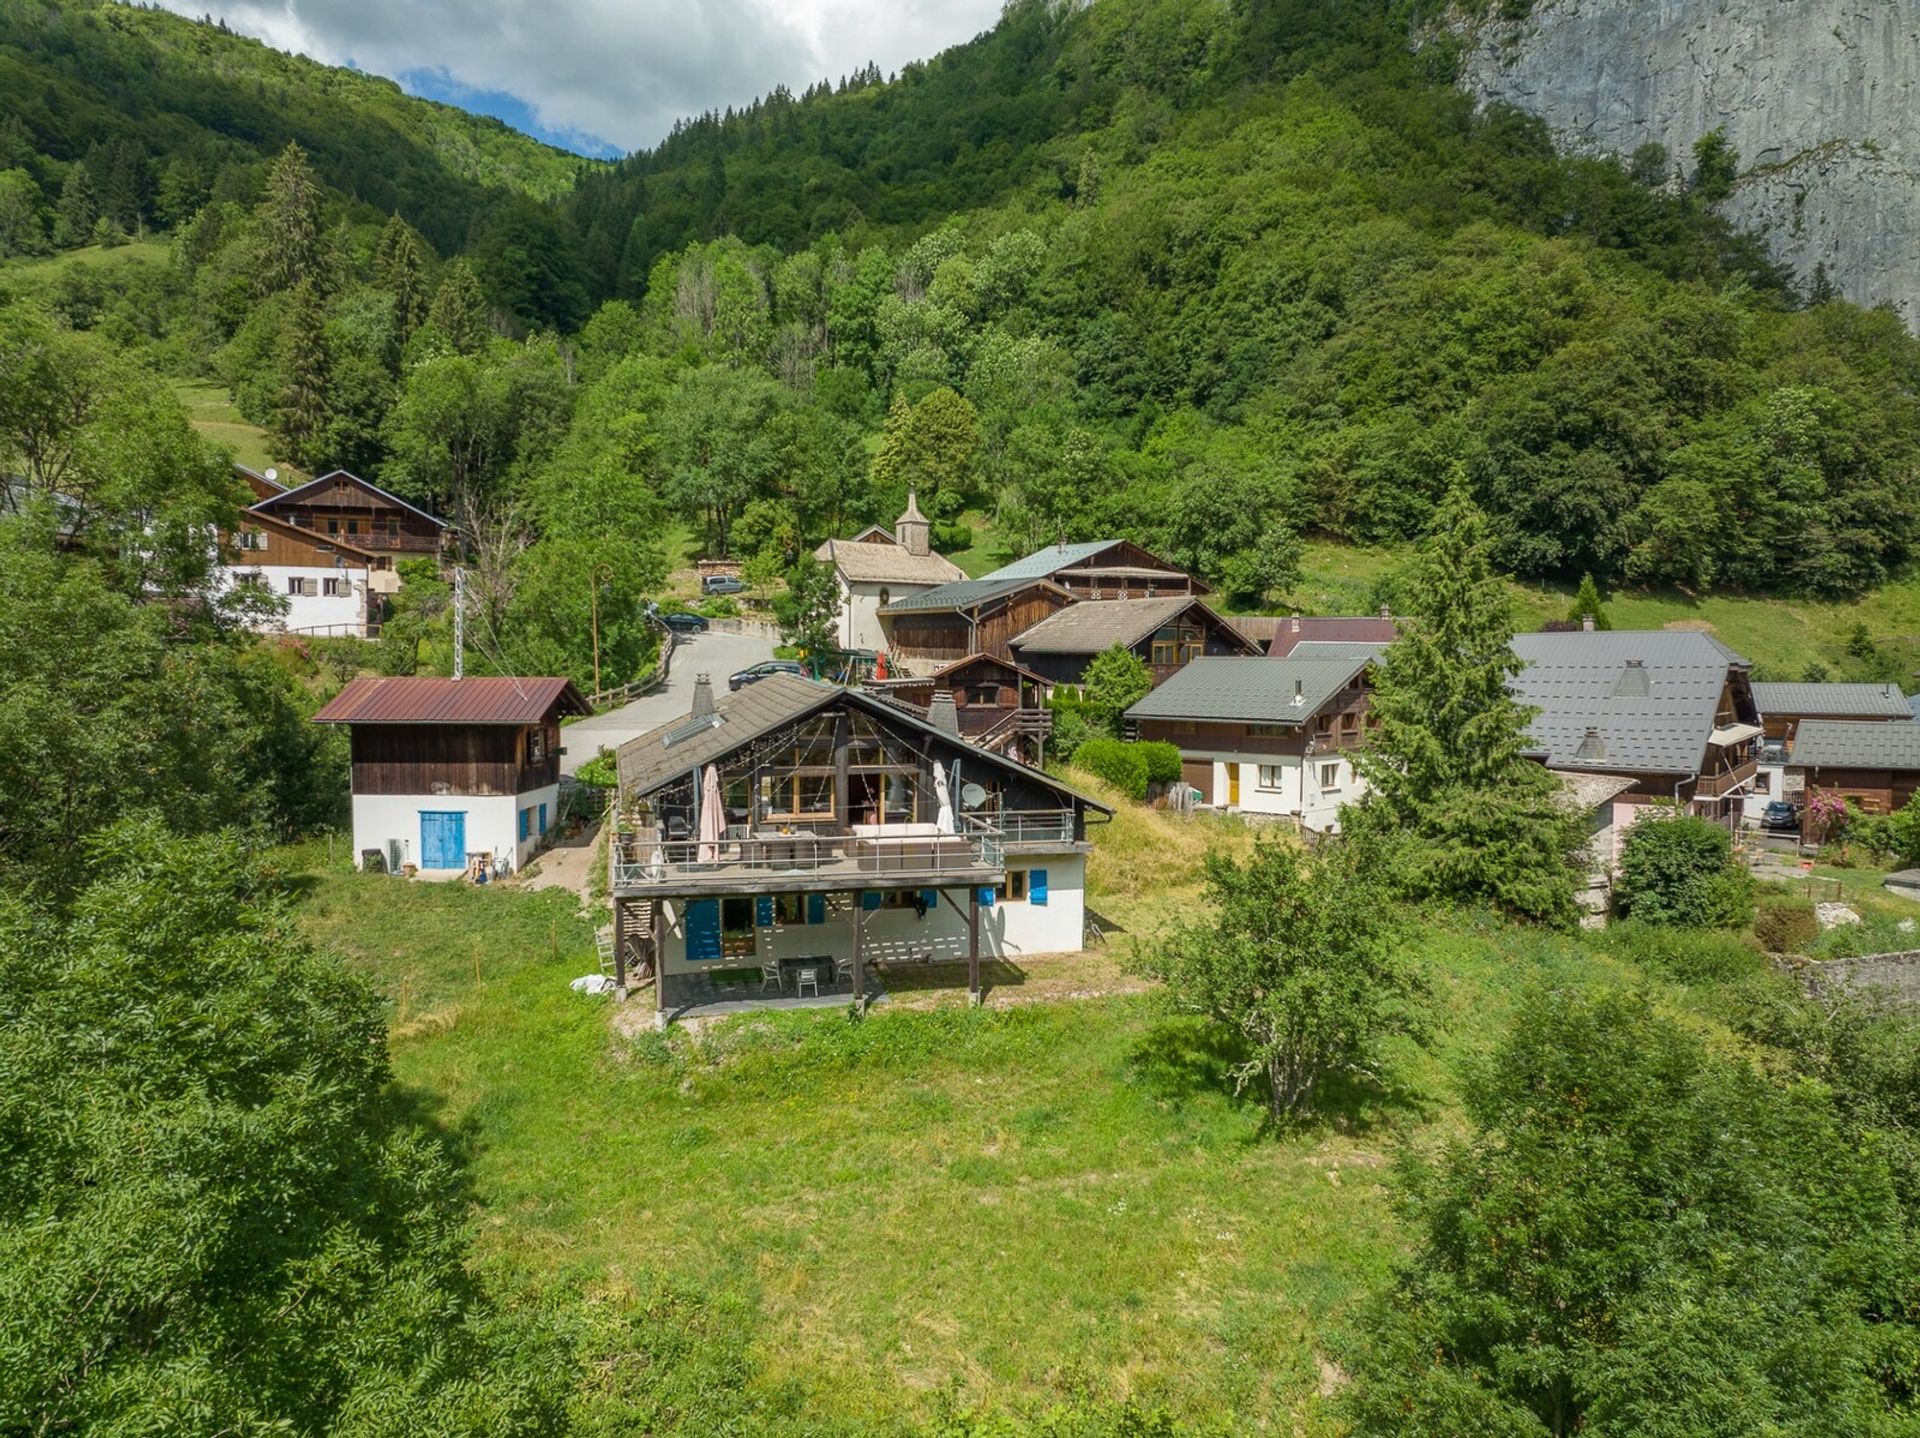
[1794, 949, 1920, 1003]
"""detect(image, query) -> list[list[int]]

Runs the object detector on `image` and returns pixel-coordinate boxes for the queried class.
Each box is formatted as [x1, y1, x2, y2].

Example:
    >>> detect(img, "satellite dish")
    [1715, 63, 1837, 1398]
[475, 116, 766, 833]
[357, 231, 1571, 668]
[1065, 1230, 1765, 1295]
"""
[960, 782, 988, 809]
[264, 467, 278, 482]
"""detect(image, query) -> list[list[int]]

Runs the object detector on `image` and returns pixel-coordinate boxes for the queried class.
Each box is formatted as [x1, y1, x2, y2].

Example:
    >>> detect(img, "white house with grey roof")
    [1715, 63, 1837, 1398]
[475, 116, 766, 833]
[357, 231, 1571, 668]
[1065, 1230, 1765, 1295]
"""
[813, 492, 967, 653]
[1126, 643, 1384, 829]
[1509, 631, 1761, 865]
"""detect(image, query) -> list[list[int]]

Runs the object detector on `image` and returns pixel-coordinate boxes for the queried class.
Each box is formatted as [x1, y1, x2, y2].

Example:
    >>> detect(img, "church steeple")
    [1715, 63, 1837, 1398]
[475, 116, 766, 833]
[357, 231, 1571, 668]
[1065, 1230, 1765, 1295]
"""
[896, 489, 930, 557]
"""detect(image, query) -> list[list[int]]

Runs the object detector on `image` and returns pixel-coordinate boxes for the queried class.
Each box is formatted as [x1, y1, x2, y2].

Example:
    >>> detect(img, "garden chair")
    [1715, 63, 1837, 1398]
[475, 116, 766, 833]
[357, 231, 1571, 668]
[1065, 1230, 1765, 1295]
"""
[833, 954, 855, 990]
[760, 955, 783, 993]
[794, 966, 821, 999]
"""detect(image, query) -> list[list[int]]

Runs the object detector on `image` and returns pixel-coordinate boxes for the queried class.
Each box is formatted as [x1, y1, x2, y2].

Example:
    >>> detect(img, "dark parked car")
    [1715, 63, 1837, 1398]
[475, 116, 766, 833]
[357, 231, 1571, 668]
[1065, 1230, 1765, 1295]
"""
[660, 610, 708, 635]
[1760, 800, 1801, 832]
[701, 574, 747, 595]
[728, 660, 807, 691]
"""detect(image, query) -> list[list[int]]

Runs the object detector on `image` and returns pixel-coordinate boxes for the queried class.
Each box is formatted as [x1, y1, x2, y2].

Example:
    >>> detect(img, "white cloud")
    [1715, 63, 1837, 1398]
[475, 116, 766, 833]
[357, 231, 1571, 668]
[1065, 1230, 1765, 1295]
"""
[156, 0, 1007, 151]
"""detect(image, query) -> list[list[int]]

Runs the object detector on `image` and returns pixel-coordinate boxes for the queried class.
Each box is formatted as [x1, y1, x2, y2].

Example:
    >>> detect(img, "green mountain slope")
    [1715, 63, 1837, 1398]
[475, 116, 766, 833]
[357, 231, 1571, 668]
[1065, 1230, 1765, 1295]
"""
[0, 0, 588, 254]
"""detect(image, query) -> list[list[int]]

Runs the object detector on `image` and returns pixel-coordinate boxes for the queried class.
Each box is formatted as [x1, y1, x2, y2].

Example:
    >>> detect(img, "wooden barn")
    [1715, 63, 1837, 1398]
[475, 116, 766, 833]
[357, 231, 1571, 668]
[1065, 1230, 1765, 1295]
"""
[1008, 595, 1261, 688]
[973, 539, 1204, 599]
[865, 653, 1054, 762]
[879, 577, 1076, 664]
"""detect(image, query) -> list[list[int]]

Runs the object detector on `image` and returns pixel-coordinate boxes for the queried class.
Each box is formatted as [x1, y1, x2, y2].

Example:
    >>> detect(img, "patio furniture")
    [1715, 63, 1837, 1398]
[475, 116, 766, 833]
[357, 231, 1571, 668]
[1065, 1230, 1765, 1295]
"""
[833, 953, 854, 989]
[794, 965, 821, 998]
[760, 955, 783, 993]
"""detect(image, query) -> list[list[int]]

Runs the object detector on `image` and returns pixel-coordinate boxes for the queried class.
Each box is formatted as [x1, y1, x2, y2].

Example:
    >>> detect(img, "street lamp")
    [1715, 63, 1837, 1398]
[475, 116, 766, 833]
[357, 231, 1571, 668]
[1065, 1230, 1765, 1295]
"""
[589, 563, 614, 697]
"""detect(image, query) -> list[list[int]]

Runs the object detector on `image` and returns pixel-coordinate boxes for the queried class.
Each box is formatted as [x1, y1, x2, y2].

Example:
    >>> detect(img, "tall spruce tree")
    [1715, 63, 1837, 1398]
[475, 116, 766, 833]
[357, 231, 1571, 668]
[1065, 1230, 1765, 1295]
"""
[274, 279, 331, 468]
[256, 141, 322, 294]
[1566, 572, 1611, 630]
[1347, 478, 1586, 924]
[53, 162, 95, 248]
[375, 217, 431, 348]
[425, 256, 489, 355]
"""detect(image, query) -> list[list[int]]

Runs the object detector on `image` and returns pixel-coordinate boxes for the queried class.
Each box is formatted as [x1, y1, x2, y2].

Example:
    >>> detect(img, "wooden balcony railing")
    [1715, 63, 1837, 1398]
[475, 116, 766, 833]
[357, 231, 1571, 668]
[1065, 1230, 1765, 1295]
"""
[1695, 758, 1759, 799]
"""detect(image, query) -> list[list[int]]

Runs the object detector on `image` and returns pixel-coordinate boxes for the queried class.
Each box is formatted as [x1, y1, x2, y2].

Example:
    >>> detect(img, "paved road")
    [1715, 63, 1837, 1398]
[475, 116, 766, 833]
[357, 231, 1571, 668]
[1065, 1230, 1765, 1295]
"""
[561, 628, 777, 775]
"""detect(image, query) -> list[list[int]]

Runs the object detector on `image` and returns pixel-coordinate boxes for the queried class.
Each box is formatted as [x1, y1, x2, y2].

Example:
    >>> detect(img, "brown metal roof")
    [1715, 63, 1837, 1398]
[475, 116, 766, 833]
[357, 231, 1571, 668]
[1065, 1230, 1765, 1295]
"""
[1268, 616, 1398, 657]
[311, 675, 590, 725]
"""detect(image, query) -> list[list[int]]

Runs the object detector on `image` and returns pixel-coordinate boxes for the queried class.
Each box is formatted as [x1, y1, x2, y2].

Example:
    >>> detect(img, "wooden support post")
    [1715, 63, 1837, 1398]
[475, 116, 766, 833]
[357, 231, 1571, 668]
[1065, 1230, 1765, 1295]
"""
[613, 898, 629, 1001]
[968, 886, 981, 1006]
[655, 899, 671, 1026]
[851, 889, 866, 1011]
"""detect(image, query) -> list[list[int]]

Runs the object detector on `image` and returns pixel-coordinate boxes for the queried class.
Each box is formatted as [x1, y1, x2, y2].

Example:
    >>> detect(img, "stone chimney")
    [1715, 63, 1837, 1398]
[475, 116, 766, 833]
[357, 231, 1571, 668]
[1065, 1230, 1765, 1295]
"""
[691, 673, 715, 720]
[927, 690, 959, 736]
[1581, 613, 1595, 632]
[1289, 616, 1302, 634]
[1378, 605, 1390, 619]
[896, 489, 930, 558]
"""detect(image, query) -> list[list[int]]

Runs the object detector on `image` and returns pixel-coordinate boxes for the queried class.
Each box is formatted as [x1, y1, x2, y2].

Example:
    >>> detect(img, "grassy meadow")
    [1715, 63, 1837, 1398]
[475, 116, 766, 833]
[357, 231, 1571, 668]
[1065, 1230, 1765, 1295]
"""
[278, 780, 1694, 1432]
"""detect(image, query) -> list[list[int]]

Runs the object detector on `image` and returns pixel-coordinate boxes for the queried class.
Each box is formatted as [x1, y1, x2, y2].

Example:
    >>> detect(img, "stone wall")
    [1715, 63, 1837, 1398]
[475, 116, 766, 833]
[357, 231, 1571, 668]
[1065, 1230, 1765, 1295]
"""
[1455, 0, 1920, 329]
[1797, 948, 1920, 1004]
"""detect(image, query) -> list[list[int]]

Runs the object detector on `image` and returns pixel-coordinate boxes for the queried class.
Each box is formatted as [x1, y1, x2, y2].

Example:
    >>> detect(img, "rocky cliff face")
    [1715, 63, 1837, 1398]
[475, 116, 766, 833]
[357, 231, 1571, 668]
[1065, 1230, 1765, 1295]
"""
[1456, 0, 1920, 329]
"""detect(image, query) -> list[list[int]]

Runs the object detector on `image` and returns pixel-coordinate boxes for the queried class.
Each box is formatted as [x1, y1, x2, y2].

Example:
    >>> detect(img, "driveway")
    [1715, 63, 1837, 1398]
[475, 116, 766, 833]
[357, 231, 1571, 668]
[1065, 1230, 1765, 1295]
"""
[561, 627, 778, 774]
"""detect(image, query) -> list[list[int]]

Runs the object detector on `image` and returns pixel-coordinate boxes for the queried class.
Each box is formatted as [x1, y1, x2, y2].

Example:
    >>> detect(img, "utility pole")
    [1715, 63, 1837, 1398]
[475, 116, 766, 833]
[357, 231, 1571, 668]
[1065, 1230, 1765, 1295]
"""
[452, 566, 465, 680]
[589, 563, 612, 697]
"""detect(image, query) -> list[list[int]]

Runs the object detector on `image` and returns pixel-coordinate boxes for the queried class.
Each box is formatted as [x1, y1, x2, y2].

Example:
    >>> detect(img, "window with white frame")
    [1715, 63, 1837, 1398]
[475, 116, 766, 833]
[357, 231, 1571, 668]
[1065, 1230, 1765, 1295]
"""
[321, 576, 344, 597]
[237, 528, 268, 551]
[286, 576, 309, 596]
[1318, 762, 1340, 790]
[1257, 765, 1286, 791]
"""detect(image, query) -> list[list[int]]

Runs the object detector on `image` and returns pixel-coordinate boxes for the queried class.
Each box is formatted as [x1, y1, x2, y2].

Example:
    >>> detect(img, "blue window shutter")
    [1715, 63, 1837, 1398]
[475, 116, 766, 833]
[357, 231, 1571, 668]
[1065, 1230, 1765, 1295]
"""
[860, 891, 882, 912]
[538, 802, 549, 834]
[977, 886, 995, 909]
[756, 896, 774, 928]
[685, 900, 721, 962]
[518, 808, 530, 841]
[921, 887, 938, 914]
[1031, 869, 1048, 906]
[806, 893, 826, 925]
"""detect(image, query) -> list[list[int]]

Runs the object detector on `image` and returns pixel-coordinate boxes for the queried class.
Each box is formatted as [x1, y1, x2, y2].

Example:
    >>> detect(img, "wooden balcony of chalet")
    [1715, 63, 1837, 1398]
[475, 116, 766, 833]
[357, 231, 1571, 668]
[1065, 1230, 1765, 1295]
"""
[1694, 757, 1759, 800]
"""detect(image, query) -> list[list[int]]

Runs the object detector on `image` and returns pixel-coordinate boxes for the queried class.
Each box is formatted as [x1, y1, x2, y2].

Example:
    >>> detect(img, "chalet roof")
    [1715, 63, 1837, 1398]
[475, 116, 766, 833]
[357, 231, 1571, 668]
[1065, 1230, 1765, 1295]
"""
[1268, 616, 1398, 657]
[312, 676, 589, 726]
[1750, 682, 1914, 720]
[235, 464, 286, 499]
[253, 470, 448, 528]
[879, 575, 1066, 614]
[1509, 630, 1748, 775]
[615, 673, 1109, 813]
[864, 652, 1050, 693]
[1010, 596, 1252, 656]
[1788, 720, 1920, 772]
[977, 540, 1123, 583]
[1126, 653, 1374, 725]
[813, 534, 966, 585]
[1558, 771, 1640, 814]
[238, 509, 381, 564]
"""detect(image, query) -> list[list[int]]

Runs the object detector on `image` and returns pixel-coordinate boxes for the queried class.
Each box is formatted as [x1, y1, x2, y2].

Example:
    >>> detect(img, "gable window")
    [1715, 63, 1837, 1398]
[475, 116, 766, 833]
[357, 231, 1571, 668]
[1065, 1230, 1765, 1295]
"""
[237, 528, 268, 551]
[966, 685, 1000, 706]
[326, 518, 340, 535]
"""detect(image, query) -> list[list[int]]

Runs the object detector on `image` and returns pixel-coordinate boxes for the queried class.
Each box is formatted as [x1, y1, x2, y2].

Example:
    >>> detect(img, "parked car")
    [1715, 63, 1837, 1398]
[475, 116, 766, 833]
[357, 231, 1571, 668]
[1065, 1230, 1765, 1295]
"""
[701, 574, 747, 595]
[728, 660, 807, 691]
[660, 610, 708, 635]
[1759, 800, 1801, 832]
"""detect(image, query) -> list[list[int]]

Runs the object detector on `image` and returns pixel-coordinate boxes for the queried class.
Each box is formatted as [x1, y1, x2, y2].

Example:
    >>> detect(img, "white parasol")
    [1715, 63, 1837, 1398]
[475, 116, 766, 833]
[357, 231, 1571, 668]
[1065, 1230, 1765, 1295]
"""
[697, 764, 725, 863]
[934, 761, 957, 835]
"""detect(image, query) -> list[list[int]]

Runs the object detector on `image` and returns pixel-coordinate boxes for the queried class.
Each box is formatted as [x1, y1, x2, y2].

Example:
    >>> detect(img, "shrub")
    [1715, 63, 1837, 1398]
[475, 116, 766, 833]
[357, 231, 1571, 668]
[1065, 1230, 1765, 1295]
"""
[575, 748, 618, 789]
[1075, 737, 1150, 799]
[1854, 794, 1920, 869]
[1754, 899, 1819, 954]
[1048, 705, 1094, 764]
[1139, 740, 1184, 786]
[1605, 921, 1766, 983]
[1615, 810, 1752, 927]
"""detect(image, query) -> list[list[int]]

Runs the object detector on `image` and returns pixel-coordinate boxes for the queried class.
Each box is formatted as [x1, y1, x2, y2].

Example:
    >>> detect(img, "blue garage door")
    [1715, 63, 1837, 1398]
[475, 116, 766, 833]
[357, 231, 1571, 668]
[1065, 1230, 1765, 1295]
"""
[419, 810, 466, 869]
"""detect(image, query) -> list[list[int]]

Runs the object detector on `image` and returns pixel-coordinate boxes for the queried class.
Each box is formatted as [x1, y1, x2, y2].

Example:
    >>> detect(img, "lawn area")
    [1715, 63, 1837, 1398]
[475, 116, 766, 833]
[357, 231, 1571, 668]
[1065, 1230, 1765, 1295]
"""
[280, 791, 1592, 1431]
[171, 378, 281, 474]
[0, 236, 171, 282]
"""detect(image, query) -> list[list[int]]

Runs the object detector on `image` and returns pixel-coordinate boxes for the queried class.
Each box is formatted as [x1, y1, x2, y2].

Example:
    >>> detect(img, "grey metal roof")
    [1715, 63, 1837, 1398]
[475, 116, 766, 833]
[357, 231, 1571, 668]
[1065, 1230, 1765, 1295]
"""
[614, 673, 1110, 813]
[1285, 640, 1390, 661]
[976, 541, 1122, 584]
[1912, 693, 1920, 723]
[1750, 682, 1914, 720]
[1509, 630, 1745, 775]
[1126, 654, 1371, 724]
[1009, 596, 1209, 655]
[1788, 720, 1920, 772]
[878, 575, 1057, 614]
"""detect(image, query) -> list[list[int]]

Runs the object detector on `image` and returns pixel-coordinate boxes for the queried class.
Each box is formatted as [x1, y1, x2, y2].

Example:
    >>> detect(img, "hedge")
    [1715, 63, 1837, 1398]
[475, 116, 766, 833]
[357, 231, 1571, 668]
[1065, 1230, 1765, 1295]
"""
[1075, 737, 1150, 800]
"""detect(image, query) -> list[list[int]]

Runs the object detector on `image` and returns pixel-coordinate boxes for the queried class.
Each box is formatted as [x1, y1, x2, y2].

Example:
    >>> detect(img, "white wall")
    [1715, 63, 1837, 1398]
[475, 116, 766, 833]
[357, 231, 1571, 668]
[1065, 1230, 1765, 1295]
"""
[833, 576, 943, 653]
[350, 782, 559, 876]
[1183, 750, 1364, 833]
[655, 853, 1087, 974]
[215, 562, 369, 635]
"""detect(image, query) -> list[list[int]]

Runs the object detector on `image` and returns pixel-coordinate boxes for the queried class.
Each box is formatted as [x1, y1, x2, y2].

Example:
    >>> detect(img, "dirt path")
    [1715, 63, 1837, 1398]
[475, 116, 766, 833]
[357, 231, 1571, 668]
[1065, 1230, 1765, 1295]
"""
[519, 823, 601, 906]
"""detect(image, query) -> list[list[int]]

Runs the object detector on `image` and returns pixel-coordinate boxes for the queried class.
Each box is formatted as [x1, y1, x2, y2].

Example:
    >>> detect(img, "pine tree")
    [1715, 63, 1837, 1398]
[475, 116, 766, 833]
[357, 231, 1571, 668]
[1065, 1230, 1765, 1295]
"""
[425, 257, 488, 355]
[256, 141, 322, 294]
[1075, 146, 1101, 208]
[1347, 477, 1586, 925]
[53, 162, 95, 248]
[1807, 262, 1839, 307]
[274, 279, 331, 469]
[1566, 573, 1611, 631]
[375, 215, 430, 347]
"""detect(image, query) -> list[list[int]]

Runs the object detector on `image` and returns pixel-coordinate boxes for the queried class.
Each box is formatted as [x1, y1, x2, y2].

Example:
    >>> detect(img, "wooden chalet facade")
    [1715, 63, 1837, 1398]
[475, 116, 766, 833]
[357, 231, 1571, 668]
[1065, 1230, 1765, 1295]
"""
[250, 469, 449, 557]
[879, 577, 1076, 664]
[610, 674, 1106, 1020]
[865, 653, 1053, 762]
[1009, 595, 1261, 689]
[975, 539, 1204, 599]
[314, 676, 591, 877]
[1787, 721, 1920, 842]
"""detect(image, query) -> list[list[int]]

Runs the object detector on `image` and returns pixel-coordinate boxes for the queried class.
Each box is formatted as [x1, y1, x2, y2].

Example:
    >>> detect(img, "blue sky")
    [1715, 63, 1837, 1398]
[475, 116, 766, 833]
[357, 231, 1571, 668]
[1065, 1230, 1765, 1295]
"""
[162, 1, 1005, 156]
